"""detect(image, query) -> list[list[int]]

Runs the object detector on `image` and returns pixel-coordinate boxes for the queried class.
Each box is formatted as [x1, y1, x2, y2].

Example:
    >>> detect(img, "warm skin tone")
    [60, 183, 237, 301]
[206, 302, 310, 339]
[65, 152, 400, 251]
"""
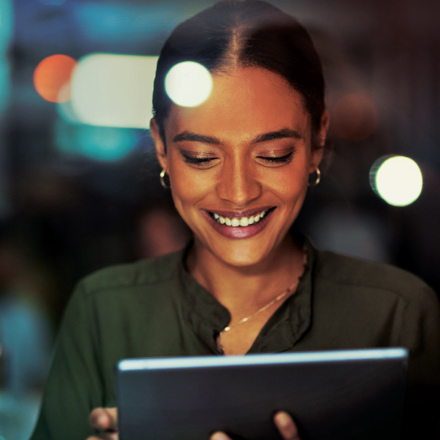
[87, 67, 329, 440]
[154, 67, 328, 355]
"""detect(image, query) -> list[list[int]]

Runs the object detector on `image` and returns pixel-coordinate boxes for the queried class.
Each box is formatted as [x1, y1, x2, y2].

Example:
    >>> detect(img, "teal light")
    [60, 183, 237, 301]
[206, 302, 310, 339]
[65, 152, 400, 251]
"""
[0, 0, 13, 53]
[0, 57, 10, 116]
[55, 119, 141, 162]
[0, 0, 13, 116]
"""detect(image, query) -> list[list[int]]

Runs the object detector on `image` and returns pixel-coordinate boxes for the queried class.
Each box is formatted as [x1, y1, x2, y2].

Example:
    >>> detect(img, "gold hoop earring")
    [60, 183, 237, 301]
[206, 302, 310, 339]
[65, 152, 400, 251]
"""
[308, 168, 321, 187]
[160, 169, 170, 189]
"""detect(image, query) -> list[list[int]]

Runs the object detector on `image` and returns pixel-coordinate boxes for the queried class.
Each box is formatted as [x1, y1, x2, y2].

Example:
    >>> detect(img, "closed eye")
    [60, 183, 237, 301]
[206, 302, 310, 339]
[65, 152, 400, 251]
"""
[256, 152, 294, 166]
[181, 153, 219, 168]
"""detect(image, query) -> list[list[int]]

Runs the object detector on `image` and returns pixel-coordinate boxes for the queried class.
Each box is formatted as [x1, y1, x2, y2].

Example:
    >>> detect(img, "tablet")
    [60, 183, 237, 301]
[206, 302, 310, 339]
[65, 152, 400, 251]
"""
[116, 348, 408, 440]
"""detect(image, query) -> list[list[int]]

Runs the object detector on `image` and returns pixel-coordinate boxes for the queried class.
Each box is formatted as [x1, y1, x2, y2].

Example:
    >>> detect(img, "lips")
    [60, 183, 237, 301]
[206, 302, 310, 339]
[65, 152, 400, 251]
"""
[202, 207, 275, 239]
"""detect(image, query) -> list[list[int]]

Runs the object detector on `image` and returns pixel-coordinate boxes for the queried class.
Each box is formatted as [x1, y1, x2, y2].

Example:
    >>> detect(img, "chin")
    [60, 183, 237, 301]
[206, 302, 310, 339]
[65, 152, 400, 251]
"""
[214, 244, 275, 269]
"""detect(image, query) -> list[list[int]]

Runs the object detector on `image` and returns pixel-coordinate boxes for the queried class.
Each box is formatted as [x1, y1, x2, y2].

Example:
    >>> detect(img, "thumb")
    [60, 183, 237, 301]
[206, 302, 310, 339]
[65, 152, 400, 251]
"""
[89, 407, 118, 431]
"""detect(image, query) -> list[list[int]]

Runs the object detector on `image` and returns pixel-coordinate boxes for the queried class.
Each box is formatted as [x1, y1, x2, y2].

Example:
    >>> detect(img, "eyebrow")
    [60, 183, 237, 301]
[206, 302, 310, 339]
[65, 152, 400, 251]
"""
[172, 131, 220, 144]
[252, 128, 303, 143]
[173, 128, 303, 145]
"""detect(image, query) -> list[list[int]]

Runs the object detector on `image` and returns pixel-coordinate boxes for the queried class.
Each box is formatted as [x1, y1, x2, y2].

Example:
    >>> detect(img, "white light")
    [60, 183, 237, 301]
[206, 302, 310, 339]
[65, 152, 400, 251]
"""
[70, 54, 158, 128]
[372, 156, 423, 207]
[118, 348, 407, 371]
[165, 61, 213, 108]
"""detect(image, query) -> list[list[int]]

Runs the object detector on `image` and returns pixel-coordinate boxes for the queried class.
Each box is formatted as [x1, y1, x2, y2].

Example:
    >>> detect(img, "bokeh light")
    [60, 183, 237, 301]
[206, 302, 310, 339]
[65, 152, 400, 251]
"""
[55, 118, 141, 162]
[39, 0, 66, 5]
[165, 61, 213, 107]
[370, 156, 423, 207]
[33, 54, 77, 103]
[331, 93, 379, 142]
[0, 58, 10, 116]
[0, 0, 13, 53]
[71, 54, 158, 128]
[57, 98, 81, 125]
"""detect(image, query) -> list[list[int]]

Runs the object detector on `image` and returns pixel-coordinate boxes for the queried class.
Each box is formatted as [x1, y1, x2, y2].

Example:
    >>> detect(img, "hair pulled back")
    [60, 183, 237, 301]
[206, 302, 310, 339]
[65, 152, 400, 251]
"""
[152, 0, 325, 147]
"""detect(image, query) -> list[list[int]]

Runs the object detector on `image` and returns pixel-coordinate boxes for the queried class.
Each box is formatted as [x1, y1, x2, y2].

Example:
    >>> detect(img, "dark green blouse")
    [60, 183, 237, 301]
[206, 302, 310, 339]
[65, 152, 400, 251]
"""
[31, 243, 440, 439]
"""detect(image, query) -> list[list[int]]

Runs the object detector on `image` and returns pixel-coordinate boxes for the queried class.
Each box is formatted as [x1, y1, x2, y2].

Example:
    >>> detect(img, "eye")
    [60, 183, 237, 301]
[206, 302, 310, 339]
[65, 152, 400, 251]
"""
[181, 153, 219, 169]
[256, 152, 294, 166]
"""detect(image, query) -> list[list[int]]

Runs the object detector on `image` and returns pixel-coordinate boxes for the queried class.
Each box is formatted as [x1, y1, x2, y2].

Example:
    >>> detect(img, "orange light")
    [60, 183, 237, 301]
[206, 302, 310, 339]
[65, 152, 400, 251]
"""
[34, 54, 77, 103]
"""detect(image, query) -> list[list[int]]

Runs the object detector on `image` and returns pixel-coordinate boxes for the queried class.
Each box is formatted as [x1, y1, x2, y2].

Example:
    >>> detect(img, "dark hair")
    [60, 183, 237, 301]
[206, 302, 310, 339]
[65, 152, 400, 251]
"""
[152, 0, 325, 148]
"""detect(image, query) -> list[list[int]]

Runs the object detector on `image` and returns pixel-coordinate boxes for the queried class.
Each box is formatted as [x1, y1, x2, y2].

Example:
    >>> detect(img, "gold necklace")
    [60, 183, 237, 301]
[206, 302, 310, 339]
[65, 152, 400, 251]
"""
[216, 283, 297, 354]
[217, 248, 307, 353]
[220, 285, 295, 334]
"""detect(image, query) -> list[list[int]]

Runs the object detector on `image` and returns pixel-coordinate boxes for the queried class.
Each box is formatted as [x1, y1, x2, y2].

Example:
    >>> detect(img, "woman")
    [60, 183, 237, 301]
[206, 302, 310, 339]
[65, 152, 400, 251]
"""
[31, 1, 440, 439]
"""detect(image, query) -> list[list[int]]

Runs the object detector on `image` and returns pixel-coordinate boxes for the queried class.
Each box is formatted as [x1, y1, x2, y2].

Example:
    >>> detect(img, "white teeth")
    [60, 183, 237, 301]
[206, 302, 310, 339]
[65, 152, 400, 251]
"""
[231, 218, 240, 227]
[211, 210, 269, 227]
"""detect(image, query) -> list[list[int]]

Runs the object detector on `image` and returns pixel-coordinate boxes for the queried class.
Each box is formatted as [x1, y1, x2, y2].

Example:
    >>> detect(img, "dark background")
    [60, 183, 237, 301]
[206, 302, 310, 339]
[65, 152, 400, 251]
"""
[0, 0, 439, 436]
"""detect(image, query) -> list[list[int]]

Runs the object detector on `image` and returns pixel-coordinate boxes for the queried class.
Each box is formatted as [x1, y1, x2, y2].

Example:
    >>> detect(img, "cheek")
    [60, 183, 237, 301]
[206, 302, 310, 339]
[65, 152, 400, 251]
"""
[266, 166, 309, 198]
[168, 165, 208, 211]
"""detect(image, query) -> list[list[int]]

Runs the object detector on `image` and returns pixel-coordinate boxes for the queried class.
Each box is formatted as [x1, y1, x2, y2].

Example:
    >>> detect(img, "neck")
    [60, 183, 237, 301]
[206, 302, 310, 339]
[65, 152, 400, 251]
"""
[186, 234, 305, 314]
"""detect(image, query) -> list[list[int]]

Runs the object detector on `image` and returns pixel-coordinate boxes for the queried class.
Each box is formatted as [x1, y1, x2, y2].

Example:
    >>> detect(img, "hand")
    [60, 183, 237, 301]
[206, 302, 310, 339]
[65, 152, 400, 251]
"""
[87, 407, 119, 440]
[210, 411, 301, 440]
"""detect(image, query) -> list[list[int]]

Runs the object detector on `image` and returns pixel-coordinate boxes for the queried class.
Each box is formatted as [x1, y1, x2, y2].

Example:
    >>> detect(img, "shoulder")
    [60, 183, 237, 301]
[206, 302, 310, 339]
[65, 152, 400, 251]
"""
[77, 250, 184, 298]
[312, 248, 436, 304]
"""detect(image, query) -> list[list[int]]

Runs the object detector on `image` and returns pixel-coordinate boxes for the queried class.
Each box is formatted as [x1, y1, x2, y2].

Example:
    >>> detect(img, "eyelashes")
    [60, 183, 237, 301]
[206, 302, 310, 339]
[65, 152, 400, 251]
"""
[182, 154, 218, 168]
[256, 152, 294, 165]
[180, 151, 295, 168]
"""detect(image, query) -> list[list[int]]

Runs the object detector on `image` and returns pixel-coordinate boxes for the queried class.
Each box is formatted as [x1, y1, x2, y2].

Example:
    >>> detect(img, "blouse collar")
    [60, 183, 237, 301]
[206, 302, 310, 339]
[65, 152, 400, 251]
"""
[177, 234, 315, 354]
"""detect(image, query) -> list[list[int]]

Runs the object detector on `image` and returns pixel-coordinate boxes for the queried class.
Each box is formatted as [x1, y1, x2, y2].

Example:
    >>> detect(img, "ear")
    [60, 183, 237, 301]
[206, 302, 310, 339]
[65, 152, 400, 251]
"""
[309, 110, 330, 172]
[150, 118, 168, 171]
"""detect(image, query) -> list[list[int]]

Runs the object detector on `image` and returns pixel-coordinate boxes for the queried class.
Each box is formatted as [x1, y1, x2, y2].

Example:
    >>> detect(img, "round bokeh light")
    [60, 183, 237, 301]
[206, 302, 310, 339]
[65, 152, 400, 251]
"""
[34, 54, 77, 103]
[165, 61, 213, 107]
[371, 156, 423, 207]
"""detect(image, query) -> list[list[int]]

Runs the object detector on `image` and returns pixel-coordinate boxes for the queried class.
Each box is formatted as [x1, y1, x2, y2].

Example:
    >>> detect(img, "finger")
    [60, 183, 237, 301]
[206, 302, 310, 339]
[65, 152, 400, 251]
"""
[89, 407, 118, 431]
[210, 431, 232, 440]
[274, 411, 301, 440]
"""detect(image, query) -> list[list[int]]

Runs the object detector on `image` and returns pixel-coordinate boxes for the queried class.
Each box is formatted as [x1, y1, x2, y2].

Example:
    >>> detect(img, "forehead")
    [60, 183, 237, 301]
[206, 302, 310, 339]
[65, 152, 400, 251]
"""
[166, 67, 311, 143]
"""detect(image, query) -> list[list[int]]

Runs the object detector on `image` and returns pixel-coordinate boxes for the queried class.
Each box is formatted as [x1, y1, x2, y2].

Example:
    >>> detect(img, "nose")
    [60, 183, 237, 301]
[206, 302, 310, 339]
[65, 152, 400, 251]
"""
[216, 157, 262, 207]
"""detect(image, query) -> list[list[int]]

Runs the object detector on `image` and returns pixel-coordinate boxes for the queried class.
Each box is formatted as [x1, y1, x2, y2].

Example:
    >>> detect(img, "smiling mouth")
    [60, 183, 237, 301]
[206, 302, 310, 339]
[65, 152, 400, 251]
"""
[209, 208, 274, 227]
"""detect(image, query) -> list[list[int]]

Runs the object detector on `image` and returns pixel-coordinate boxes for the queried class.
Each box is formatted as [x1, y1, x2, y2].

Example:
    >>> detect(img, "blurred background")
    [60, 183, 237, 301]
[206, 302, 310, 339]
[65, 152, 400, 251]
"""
[0, 0, 439, 438]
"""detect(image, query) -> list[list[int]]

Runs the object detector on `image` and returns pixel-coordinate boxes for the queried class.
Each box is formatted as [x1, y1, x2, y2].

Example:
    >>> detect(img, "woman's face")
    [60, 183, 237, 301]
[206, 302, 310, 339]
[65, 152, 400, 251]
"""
[151, 67, 328, 268]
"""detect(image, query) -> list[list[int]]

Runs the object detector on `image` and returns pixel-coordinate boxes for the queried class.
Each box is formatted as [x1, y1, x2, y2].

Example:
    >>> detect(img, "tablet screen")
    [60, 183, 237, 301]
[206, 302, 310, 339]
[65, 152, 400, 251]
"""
[117, 348, 408, 440]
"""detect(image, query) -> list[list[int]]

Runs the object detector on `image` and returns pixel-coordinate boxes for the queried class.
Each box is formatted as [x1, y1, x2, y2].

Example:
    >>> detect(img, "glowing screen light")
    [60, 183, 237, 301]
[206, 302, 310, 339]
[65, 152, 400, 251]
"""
[71, 54, 158, 128]
[165, 61, 213, 107]
[34, 54, 77, 103]
[370, 156, 423, 207]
